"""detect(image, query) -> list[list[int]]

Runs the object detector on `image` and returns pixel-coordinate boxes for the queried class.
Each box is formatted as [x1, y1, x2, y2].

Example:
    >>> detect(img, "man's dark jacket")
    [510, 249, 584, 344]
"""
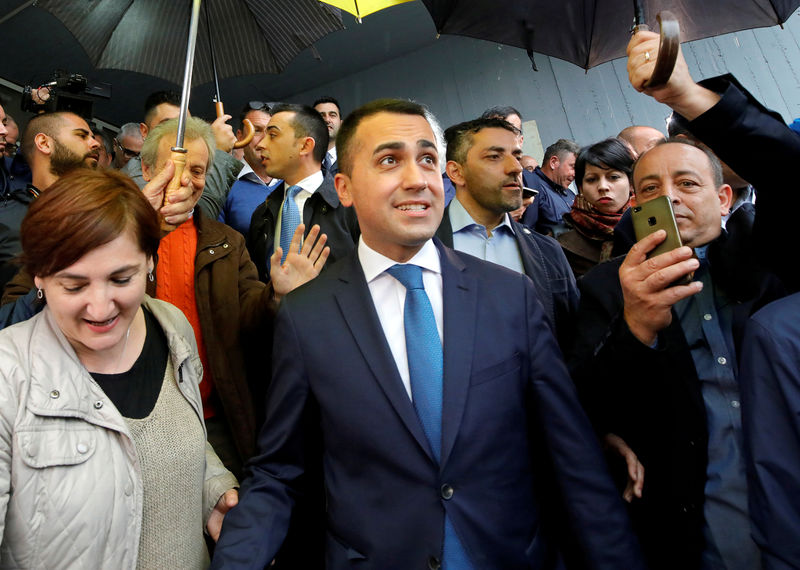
[246, 173, 359, 282]
[568, 75, 794, 569]
[435, 205, 578, 349]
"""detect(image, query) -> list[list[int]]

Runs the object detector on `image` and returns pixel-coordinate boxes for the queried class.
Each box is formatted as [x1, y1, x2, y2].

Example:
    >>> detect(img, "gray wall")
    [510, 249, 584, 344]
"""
[286, 11, 800, 160]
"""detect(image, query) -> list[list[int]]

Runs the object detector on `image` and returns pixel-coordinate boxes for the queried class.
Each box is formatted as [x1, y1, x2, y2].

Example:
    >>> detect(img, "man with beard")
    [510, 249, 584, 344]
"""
[435, 117, 577, 348]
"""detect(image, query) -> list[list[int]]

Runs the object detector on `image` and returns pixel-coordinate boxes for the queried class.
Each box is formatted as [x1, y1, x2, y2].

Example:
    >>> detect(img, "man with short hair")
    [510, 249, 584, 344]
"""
[0, 104, 30, 289]
[436, 117, 577, 347]
[313, 96, 342, 175]
[246, 103, 358, 283]
[211, 98, 644, 570]
[617, 125, 665, 156]
[219, 102, 281, 236]
[122, 90, 242, 220]
[521, 154, 538, 172]
[521, 138, 580, 236]
[570, 137, 783, 569]
[113, 122, 144, 169]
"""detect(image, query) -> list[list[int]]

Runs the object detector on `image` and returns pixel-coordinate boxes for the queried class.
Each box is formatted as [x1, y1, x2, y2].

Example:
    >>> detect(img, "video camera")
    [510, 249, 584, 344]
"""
[21, 71, 111, 118]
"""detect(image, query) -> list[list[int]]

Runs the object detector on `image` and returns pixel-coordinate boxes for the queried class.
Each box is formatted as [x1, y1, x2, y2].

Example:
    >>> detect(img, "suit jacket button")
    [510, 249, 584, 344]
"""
[441, 484, 454, 500]
[428, 556, 441, 569]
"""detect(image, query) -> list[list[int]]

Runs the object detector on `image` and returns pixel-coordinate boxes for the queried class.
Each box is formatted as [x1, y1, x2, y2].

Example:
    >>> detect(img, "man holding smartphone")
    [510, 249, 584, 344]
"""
[567, 30, 791, 570]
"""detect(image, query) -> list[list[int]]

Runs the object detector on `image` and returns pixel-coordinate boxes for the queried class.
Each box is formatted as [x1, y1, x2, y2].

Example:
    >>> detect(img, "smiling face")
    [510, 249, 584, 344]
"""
[143, 135, 209, 209]
[34, 230, 152, 364]
[335, 111, 443, 262]
[452, 127, 523, 220]
[633, 142, 732, 248]
[580, 163, 631, 214]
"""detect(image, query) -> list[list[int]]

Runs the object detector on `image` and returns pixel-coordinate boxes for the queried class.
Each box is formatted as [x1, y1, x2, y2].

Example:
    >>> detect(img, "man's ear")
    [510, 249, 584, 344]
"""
[299, 136, 316, 159]
[334, 172, 353, 207]
[34, 133, 52, 156]
[630, 192, 639, 207]
[139, 122, 148, 140]
[445, 160, 465, 187]
[141, 161, 153, 182]
[549, 155, 560, 170]
[717, 183, 733, 217]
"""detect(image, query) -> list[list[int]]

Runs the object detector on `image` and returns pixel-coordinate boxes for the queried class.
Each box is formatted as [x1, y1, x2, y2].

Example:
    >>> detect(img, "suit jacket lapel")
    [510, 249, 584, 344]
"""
[437, 241, 476, 467]
[334, 255, 435, 462]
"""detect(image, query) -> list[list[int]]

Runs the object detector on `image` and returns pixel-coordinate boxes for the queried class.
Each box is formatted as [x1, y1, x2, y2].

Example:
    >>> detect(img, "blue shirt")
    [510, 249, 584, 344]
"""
[449, 197, 524, 274]
[674, 246, 760, 570]
[219, 174, 281, 236]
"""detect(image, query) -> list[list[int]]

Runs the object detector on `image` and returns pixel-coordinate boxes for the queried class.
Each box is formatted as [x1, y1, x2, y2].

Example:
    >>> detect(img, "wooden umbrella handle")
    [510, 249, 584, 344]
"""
[644, 11, 681, 89]
[215, 101, 255, 149]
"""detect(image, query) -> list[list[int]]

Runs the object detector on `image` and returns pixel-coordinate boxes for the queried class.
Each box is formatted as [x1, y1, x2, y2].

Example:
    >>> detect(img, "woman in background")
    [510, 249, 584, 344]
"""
[557, 138, 634, 278]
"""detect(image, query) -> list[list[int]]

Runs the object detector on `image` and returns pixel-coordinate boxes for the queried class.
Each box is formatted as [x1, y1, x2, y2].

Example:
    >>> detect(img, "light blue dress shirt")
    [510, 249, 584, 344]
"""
[449, 197, 524, 274]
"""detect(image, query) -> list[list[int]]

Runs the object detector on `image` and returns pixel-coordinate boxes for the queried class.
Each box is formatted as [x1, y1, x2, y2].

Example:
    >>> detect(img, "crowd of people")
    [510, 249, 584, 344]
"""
[0, 29, 797, 570]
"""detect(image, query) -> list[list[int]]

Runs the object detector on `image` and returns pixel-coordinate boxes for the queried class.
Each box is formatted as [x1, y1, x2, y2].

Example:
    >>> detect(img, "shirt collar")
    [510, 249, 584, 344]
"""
[291, 170, 324, 195]
[449, 196, 516, 235]
[327, 146, 338, 163]
[358, 237, 441, 284]
[238, 161, 272, 186]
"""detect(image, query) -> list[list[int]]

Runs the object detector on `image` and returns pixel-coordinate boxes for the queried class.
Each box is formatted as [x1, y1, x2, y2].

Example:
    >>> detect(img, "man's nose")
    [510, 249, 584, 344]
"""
[402, 160, 429, 190]
[506, 155, 523, 175]
[88, 136, 101, 150]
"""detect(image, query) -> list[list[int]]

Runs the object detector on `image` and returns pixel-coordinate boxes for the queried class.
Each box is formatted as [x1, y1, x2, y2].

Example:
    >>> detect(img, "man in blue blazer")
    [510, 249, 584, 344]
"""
[211, 99, 643, 569]
[435, 117, 578, 348]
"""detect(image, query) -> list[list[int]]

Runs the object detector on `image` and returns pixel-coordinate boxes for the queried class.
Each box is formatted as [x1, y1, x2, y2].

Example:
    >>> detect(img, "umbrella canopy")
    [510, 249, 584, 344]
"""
[319, 0, 414, 22]
[419, 0, 800, 69]
[34, 0, 344, 86]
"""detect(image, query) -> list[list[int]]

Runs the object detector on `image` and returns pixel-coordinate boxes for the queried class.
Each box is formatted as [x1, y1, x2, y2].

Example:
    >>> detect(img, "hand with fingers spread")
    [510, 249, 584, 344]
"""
[211, 113, 237, 153]
[141, 159, 197, 231]
[603, 433, 644, 503]
[627, 31, 720, 121]
[270, 223, 330, 302]
[620, 229, 702, 346]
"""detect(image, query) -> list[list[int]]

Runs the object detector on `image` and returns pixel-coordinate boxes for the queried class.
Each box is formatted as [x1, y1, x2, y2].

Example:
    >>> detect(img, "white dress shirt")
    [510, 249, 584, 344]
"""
[274, 170, 325, 254]
[358, 238, 444, 400]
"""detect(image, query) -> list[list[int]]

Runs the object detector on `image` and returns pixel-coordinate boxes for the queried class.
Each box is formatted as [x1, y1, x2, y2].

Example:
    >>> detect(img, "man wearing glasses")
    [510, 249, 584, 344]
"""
[112, 123, 143, 170]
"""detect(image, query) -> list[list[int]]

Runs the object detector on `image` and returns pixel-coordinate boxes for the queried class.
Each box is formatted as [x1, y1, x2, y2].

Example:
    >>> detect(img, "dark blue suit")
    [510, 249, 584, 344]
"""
[212, 240, 643, 569]
[741, 293, 800, 570]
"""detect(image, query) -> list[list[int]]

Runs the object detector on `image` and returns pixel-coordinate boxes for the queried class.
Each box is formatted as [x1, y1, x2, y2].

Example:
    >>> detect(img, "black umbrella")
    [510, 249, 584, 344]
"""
[30, 0, 344, 86]
[419, 0, 800, 71]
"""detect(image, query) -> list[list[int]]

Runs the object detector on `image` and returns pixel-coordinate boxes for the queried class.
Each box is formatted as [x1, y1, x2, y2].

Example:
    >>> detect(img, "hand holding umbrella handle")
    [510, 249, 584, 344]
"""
[215, 101, 254, 149]
[164, 148, 188, 224]
[632, 11, 680, 89]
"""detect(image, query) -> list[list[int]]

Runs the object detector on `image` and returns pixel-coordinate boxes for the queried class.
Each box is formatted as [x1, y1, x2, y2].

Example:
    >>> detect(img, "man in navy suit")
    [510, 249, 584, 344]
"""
[435, 117, 577, 348]
[211, 99, 643, 569]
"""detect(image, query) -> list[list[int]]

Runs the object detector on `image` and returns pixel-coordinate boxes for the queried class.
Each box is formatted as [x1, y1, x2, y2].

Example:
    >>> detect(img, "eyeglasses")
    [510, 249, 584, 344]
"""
[247, 100, 271, 113]
[114, 138, 140, 159]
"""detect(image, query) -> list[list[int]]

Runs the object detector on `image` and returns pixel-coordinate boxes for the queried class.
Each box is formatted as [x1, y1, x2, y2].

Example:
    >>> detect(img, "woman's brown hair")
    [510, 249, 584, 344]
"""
[21, 169, 160, 278]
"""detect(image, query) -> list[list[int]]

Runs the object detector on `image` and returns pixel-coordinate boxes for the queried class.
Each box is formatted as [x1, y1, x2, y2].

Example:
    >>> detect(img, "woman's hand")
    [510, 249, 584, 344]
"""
[207, 488, 238, 541]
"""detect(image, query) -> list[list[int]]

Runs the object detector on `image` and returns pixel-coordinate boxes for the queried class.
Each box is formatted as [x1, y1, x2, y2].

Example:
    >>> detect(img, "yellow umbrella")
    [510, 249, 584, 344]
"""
[320, 0, 414, 23]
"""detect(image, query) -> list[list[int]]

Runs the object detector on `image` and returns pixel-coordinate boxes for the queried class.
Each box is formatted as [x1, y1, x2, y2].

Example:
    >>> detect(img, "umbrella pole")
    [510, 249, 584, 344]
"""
[165, 0, 203, 207]
[204, 0, 254, 148]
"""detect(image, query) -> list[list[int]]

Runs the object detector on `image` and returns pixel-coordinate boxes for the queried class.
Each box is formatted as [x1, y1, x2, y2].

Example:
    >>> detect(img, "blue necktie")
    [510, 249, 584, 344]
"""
[322, 154, 332, 174]
[278, 185, 303, 265]
[386, 264, 473, 570]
